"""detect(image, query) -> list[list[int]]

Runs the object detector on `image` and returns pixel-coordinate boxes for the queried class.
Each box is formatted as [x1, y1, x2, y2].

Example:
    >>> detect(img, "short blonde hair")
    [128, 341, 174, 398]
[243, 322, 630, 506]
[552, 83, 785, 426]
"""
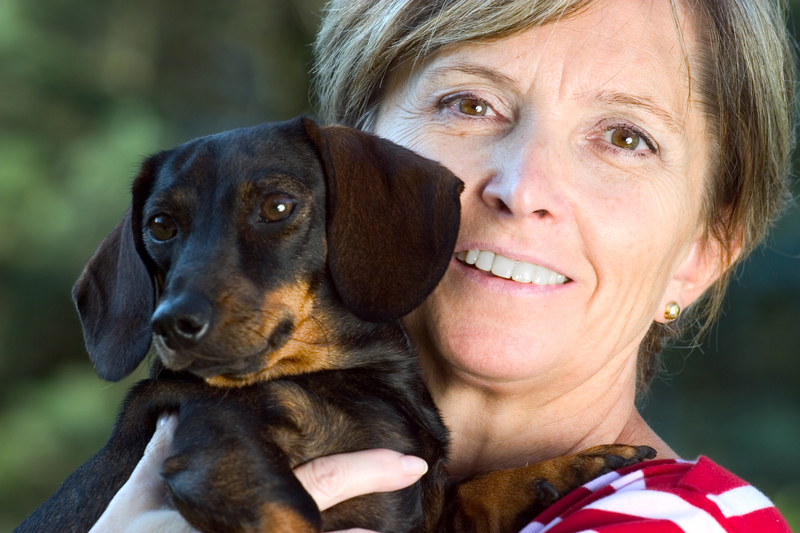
[314, 0, 590, 129]
[312, 0, 796, 392]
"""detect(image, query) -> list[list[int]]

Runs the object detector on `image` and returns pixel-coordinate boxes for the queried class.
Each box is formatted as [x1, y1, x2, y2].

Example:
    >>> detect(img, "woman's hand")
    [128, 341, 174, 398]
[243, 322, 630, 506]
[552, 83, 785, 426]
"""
[89, 414, 429, 533]
[293, 447, 429, 513]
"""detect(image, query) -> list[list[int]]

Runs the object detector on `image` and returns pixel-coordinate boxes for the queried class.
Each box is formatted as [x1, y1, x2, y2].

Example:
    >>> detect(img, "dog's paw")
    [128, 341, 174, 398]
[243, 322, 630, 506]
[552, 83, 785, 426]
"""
[576, 444, 657, 478]
[162, 450, 322, 533]
[441, 444, 656, 532]
[528, 444, 656, 499]
[440, 445, 656, 533]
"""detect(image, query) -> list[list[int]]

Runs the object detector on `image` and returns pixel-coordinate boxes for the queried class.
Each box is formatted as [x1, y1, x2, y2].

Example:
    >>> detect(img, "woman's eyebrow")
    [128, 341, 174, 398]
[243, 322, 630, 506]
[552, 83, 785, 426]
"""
[584, 90, 685, 135]
[423, 62, 519, 91]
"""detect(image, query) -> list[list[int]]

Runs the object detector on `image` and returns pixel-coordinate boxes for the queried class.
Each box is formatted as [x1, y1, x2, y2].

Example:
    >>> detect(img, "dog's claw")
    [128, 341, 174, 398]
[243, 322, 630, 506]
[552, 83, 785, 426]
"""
[637, 445, 658, 460]
[603, 454, 627, 471]
[533, 479, 562, 504]
[603, 445, 657, 472]
[577, 444, 658, 480]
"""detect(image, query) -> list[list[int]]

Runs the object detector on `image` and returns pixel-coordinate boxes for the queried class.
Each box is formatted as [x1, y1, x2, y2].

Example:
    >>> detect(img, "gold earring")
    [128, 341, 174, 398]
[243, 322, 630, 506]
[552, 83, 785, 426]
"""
[664, 301, 681, 321]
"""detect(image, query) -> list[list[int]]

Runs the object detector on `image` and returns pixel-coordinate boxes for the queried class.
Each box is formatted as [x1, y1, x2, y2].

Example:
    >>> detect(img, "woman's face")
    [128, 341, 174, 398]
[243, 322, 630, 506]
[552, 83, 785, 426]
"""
[374, 0, 715, 390]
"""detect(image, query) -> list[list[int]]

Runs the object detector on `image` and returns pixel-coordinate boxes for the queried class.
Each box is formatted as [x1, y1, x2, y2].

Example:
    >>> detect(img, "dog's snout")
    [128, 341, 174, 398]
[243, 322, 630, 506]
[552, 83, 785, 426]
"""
[152, 293, 213, 351]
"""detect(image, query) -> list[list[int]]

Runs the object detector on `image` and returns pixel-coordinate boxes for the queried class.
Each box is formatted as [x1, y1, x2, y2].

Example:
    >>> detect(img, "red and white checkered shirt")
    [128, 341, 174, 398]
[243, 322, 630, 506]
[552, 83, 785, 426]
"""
[521, 457, 790, 533]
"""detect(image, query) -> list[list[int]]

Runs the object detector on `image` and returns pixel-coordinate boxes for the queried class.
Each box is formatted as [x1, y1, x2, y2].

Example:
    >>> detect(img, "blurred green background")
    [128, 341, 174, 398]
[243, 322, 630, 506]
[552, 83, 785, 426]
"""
[0, 0, 798, 530]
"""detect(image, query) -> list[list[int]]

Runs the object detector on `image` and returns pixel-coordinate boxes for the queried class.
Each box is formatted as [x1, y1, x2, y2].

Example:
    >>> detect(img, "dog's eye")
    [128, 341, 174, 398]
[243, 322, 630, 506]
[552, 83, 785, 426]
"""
[149, 214, 178, 241]
[260, 194, 295, 222]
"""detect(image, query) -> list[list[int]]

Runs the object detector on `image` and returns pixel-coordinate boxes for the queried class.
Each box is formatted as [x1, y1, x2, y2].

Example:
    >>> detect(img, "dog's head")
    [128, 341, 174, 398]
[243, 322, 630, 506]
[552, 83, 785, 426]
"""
[72, 118, 462, 386]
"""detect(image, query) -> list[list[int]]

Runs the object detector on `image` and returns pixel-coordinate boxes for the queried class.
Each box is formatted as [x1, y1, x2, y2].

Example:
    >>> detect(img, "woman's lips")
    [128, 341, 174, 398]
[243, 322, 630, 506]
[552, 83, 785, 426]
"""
[456, 249, 569, 285]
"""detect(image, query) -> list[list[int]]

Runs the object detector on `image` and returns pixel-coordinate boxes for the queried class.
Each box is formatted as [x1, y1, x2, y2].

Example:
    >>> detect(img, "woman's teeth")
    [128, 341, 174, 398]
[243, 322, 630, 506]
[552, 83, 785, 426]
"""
[456, 250, 568, 285]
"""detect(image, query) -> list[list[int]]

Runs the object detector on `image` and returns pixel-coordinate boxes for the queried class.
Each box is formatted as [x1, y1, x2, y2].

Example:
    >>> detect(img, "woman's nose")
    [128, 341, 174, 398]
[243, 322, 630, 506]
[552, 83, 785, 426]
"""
[481, 132, 565, 221]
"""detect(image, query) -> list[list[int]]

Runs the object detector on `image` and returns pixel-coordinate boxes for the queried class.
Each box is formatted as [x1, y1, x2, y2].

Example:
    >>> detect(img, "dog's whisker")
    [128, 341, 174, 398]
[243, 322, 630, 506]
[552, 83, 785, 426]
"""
[310, 314, 334, 368]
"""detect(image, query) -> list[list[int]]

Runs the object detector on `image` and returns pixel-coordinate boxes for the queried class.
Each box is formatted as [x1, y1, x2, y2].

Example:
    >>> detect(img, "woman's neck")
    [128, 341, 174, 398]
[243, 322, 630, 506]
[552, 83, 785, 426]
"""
[419, 346, 679, 481]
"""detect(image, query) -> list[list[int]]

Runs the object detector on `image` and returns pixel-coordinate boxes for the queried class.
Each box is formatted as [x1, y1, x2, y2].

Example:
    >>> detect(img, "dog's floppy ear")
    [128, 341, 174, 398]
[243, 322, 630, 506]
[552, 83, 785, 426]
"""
[303, 118, 463, 322]
[72, 158, 159, 381]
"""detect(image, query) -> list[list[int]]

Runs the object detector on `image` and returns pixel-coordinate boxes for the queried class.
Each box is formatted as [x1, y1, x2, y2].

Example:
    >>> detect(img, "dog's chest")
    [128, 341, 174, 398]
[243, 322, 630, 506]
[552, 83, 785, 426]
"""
[251, 371, 433, 469]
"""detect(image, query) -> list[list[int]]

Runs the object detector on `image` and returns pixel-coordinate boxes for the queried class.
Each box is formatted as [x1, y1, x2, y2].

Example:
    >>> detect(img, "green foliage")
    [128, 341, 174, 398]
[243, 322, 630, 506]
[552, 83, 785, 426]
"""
[0, 364, 146, 532]
[0, 0, 323, 526]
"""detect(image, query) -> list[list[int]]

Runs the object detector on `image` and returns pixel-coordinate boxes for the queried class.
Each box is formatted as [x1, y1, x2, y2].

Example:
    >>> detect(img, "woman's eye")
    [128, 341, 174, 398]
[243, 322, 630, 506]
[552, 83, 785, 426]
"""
[457, 98, 490, 116]
[444, 96, 494, 117]
[148, 214, 177, 241]
[260, 193, 295, 222]
[605, 127, 650, 151]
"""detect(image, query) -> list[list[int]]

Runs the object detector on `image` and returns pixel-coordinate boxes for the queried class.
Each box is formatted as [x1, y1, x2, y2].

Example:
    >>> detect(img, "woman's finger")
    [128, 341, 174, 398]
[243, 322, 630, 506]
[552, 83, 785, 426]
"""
[120, 413, 178, 509]
[89, 414, 199, 533]
[293, 449, 428, 512]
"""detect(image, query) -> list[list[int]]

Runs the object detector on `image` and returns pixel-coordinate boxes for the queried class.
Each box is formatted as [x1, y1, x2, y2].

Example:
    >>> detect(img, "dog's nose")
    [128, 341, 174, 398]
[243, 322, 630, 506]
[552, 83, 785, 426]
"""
[151, 293, 213, 351]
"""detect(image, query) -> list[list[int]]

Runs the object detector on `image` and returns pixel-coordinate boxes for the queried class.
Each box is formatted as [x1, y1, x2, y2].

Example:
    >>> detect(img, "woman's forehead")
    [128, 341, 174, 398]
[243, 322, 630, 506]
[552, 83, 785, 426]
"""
[393, 0, 701, 133]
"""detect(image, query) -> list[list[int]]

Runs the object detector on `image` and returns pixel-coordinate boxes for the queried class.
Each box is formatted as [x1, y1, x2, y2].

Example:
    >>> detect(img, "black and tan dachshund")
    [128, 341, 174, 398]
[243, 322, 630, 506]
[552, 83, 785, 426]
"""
[15, 118, 654, 533]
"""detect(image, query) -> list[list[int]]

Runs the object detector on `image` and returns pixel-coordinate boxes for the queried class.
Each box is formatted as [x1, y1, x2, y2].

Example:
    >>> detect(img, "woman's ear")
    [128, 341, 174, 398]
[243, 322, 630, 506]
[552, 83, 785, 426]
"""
[654, 231, 741, 323]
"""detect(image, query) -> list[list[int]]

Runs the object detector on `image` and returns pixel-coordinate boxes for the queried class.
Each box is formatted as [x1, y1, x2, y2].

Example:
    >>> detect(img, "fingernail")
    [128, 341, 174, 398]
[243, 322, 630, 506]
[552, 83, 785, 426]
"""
[400, 455, 428, 476]
[157, 413, 171, 427]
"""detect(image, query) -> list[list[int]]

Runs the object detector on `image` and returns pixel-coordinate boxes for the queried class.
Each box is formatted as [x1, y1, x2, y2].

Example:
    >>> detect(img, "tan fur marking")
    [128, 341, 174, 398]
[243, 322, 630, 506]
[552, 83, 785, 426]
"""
[167, 186, 197, 208]
[205, 282, 347, 388]
[256, 502, 318, 533]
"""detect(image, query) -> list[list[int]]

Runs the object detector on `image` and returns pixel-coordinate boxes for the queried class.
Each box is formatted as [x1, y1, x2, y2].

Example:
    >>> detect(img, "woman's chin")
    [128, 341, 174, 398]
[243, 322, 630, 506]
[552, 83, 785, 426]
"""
[406, 298, 574, 386]
[405, 259, 640, 386]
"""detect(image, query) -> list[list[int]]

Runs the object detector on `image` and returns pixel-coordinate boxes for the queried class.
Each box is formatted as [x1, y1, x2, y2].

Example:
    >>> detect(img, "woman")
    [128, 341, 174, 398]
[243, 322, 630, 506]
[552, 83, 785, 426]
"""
[91, 0, 794, 530]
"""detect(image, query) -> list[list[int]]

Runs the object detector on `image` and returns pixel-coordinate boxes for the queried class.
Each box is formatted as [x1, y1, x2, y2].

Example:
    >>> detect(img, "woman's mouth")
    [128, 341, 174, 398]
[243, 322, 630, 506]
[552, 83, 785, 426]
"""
[456, 250, 569, 285]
